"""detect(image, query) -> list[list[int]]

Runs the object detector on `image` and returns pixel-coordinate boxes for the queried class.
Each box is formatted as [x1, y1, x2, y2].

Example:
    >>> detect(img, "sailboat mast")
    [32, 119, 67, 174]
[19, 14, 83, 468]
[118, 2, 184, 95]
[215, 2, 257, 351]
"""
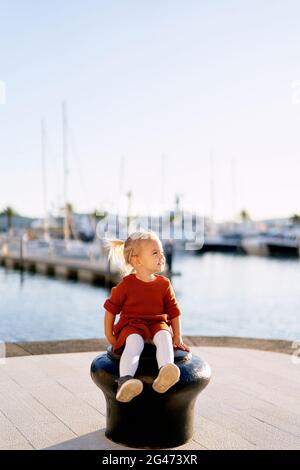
[62, 101, 70, 241]
[161, 153, 166, 211]
[127, 190, 132, 234]
[118, 155, 125, 215]
[210, 150, 215, 222]
[41, 117, 49, 240]
[231, 157, 236, 222]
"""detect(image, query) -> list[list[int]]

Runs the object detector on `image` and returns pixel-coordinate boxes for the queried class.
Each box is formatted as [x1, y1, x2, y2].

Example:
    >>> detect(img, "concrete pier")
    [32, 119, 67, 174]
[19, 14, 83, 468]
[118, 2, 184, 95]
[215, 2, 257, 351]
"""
[0, 253, 120, 286]
[1, 343, 299, 450]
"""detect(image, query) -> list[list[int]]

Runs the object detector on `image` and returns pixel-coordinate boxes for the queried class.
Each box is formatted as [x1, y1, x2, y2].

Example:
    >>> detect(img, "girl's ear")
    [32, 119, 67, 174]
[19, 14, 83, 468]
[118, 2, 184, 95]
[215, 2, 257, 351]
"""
[131, 254, 141, 268]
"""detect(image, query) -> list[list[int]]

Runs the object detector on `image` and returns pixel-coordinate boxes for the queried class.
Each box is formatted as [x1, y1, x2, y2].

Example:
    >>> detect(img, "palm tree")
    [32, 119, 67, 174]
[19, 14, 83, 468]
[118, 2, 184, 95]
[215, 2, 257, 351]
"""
[290, 213, 300, 225]
[91, 208, 107, 221]
[239, 209, 251, 222]
[65, 202, 74, 240]
[0, 206, 17, 231]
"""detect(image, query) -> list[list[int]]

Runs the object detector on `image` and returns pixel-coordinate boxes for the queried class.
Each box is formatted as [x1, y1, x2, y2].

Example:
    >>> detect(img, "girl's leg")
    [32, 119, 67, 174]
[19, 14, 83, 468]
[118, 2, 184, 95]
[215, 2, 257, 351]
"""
[152, 329, 174, 368]
[119, 333, 144, 377]
[116, 333, 144, 402]
[152, 330, 180, 393]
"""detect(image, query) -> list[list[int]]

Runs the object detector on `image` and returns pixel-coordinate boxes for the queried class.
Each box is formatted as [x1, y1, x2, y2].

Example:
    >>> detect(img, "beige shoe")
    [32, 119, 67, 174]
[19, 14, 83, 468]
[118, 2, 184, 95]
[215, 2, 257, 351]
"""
[152, 363, 180, 393]
[116, 375, 143, 402]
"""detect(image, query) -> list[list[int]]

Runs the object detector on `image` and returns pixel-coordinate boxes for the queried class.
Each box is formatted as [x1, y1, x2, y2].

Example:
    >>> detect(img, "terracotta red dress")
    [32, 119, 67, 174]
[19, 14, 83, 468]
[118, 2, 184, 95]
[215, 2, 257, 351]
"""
[103, 273, 181, 352]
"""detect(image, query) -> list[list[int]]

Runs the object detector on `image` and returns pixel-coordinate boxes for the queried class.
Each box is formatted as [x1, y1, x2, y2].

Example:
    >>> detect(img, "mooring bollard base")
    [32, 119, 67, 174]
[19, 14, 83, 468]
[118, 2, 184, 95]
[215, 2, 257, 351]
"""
[104, 393, 196, 448]
[91, 343, 211, 449]
[104, 427, 193, 450]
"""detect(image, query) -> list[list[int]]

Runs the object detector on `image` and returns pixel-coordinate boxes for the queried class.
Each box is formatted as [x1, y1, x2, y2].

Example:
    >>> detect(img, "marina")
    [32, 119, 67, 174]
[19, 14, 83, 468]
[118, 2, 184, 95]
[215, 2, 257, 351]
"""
[1, 251, 299, 344]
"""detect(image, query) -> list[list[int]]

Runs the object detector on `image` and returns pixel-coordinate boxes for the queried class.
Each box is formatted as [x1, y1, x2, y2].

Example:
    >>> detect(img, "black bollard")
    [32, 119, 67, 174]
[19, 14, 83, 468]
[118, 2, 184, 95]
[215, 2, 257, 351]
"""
[90, 343, 211, 448]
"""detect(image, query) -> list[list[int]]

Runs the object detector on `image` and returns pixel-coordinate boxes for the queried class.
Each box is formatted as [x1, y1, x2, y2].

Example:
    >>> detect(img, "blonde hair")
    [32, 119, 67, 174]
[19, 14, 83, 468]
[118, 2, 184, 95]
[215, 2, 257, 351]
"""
[105, 230, 160, 276]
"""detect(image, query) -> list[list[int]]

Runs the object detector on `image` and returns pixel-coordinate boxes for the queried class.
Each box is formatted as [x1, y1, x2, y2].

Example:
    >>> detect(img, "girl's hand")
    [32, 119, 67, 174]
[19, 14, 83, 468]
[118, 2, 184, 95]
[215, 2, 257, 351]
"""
[106, 335, 117, 347]
[173, 335, 190, 352]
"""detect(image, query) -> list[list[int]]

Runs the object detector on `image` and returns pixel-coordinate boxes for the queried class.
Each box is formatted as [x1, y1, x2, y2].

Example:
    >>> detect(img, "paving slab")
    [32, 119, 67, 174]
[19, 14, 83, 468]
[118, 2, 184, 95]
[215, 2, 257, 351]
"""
[0, 347, 299, 450]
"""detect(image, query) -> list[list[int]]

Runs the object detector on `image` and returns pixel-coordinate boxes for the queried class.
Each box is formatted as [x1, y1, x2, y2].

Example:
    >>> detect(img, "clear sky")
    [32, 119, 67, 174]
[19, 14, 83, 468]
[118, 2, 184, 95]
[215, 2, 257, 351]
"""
[1, 0, 300, 221]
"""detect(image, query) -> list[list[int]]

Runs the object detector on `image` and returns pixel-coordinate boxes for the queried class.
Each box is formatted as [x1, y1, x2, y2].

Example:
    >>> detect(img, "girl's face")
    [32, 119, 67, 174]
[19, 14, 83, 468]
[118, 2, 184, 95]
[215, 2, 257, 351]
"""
[133, 239, 165, 274]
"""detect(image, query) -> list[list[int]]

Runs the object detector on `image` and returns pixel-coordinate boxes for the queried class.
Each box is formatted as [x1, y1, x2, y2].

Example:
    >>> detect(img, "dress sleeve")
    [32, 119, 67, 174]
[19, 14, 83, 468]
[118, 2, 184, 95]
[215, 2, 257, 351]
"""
[103, 280, 126, 316]
[164, 280, 181, 320]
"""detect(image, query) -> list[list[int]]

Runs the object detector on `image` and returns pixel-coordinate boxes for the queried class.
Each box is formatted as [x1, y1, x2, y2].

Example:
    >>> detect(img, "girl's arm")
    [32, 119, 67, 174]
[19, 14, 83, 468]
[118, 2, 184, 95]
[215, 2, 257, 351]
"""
[170, 316, 190, 351]
[104, 310, 117, 346]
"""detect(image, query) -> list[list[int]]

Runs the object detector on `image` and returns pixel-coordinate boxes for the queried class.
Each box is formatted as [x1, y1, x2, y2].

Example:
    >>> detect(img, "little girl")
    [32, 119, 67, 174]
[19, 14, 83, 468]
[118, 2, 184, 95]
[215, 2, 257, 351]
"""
[103, 230, 190, 403]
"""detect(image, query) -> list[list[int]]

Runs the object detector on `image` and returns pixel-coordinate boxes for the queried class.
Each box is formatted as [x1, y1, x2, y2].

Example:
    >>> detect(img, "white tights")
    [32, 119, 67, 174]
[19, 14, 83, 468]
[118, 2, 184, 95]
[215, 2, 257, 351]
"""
[119, 330, 174, 377]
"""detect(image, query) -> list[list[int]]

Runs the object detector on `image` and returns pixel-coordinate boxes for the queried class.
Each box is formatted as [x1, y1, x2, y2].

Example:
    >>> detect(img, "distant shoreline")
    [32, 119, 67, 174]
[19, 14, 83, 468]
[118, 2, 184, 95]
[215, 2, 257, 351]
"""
[4, 336, 294, 357]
